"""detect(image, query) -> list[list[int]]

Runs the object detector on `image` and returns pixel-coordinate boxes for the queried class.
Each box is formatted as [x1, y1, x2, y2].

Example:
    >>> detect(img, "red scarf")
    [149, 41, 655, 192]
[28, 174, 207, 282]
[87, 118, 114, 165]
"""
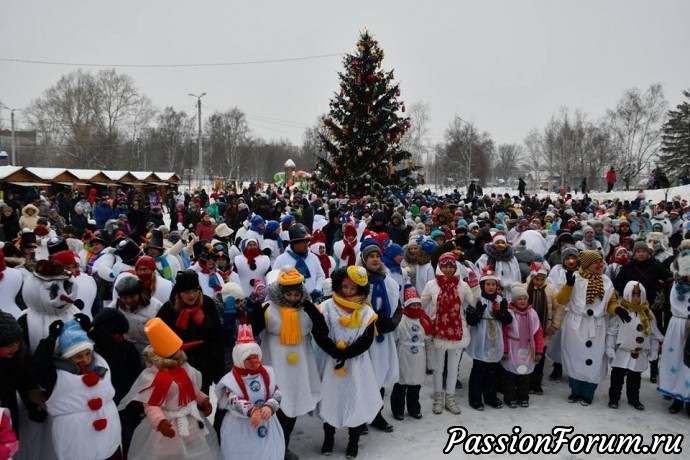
[317, 254, 332, 277]
[243, 247, 261, 265]
[433, 275, 463, 341]
[403, 306, 433, 335]
[144, 366, 196, 407]
[176, 305, 205, 330]
[340, 239, 357, 266]
[128, 268, 153, 292]
[231, 365, 271, 402]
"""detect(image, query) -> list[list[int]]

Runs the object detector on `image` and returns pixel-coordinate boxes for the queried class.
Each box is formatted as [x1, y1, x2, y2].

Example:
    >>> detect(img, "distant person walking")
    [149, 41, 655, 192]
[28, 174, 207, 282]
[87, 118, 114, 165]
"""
[606, 167, 617, 193]
[580, 178, 587, 195]
[518, 178, 526, 197]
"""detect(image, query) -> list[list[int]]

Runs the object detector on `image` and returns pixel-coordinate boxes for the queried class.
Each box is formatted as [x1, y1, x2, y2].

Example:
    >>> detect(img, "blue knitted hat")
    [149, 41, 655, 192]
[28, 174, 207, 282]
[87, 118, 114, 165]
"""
[59, 319, 94, 359]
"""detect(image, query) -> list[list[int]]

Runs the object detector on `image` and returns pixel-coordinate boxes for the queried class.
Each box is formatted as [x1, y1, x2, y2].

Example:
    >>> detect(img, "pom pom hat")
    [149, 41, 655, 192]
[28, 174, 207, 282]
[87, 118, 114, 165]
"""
[145, 317, 182, 358]
[511, 286, 528, 300]
[346, 266, 368, 286]
[579, 250, 602, 270]
[479, 266, 500, 282]
[438, 252, 457, 267]
[59, 319, 94, 359]
[529, 262, 548, 278]
[51, 250, 77, 268]
[403, 285, 422, 307]
[278, 266, 304, 294]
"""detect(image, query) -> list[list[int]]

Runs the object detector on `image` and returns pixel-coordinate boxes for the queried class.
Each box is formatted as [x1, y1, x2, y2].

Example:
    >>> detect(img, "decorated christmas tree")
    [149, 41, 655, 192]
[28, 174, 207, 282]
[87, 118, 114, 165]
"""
[312, 28, 418, 197]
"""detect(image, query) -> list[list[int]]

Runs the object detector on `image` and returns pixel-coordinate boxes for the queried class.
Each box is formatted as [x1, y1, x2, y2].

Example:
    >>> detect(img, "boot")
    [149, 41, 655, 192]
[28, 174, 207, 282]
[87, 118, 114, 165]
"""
[549, 363, 562, 381]
[669, 399, 684, 414]
[370, 412, 393, 432]
[346, 426, 361, 459]
[432, 392, 444, 414]
[649, 359, 658, 383]
[321, 423, 335, 456]
[445, 394, 461, 414]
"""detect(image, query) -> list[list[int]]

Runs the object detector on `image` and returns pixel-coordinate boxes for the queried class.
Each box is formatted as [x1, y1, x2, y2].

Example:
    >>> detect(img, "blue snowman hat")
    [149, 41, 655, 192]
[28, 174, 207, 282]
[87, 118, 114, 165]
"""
[420, 238, 438, 255]
[59, 318, 94, 359]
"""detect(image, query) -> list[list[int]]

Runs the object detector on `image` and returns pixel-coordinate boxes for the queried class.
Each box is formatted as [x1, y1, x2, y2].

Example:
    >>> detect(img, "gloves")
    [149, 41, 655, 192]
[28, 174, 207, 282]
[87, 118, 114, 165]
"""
[606, 348, 615, 359]
[614, 307, 632, 323]
[48, 320, 64, 340]
[565, 270, 576, 286]
[73, 313, 93, 332]
[310, 290, 323, 302]
[534, 354, 543, 363]
[499, 298, 508, 312]
[199, 398, 213, 417]
[158, 419, 176, 438]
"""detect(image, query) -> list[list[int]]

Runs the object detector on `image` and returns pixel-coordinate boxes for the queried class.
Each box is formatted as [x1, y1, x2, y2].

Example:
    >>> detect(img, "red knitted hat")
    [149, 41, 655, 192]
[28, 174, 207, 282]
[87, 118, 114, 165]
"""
[135, 256, 156, 271]
[343, 223, 357, 238]
[51, 250, 77, 267]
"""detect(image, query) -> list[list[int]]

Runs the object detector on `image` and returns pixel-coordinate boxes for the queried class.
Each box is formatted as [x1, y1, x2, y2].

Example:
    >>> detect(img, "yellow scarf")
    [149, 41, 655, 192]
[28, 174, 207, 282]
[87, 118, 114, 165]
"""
[578, 267, 604, 304]
[279, 306, 302, 345]
[620, 299, 654, 336]
[333, 294, 368, 328]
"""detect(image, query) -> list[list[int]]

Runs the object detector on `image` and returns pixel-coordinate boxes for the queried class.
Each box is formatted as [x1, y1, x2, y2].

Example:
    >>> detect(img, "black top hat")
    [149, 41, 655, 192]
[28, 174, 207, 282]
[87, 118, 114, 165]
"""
[288, 224, 311, 244]
[145, 229, 165, 251]
[20, 230, 37, 249]
[91, 230, 110, 247]
[116, 239, 143, 266]
[47, 236, 69, 255]
[192, 240, 214, 261]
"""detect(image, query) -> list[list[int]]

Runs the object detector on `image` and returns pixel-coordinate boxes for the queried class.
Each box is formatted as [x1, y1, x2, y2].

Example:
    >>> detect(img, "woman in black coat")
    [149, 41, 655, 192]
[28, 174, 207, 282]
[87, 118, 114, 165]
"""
[156, 270, 224, 393]
[0, 205, 20, 242]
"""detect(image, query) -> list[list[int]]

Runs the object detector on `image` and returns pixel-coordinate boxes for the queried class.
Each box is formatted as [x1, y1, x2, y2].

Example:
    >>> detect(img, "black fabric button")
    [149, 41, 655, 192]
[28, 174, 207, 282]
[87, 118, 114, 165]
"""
[635, 337, 644, 344]
[636, 324, 644, 332]
[585, 340, 593, 347]
[587, 309, 594, 316]
[585, 359, 593, 366]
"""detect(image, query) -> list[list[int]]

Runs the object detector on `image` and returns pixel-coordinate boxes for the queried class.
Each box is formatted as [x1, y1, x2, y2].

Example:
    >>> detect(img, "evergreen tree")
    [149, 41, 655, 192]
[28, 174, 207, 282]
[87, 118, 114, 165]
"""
[313, 29, 417, 197]
[659, 89, 690, 178]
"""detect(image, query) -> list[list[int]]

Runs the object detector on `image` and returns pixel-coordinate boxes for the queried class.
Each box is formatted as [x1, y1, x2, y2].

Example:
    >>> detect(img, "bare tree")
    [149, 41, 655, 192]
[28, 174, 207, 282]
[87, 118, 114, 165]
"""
[495, 144, 523, 182]
[205, 108, 251, 180]
[523, 128, 544, 189]
[399, 102, 431, 171]
[605, 83, 668, 190]
[439, 118, 493, 187]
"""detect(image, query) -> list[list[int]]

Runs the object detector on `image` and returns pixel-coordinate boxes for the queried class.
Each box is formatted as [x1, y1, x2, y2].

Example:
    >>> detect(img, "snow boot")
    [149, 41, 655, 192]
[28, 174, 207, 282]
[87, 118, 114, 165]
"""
[321, 423, 335, 456]
[445, 394, 461, 414]
[432, 392, 444, 414]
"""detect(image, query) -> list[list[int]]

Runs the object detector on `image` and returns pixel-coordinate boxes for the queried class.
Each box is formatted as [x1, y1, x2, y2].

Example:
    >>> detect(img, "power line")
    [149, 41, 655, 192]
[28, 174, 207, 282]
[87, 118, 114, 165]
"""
[0, 52, 344, 68]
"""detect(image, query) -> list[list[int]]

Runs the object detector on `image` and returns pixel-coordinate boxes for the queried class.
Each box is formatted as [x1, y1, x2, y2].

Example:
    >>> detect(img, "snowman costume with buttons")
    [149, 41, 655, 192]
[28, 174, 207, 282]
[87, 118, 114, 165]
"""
[216, 325, 284, 460]
[234, 238, 271, 297]
[0, 243, 24, 318]
[556, 251, 618, 393]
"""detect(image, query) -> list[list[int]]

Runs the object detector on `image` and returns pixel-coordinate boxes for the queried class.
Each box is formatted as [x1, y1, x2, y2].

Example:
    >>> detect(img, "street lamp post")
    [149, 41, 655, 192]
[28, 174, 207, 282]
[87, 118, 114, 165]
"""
[1, 105, 19, 165]
[456, 116, 474, 186]
[188, 92, 206, 189]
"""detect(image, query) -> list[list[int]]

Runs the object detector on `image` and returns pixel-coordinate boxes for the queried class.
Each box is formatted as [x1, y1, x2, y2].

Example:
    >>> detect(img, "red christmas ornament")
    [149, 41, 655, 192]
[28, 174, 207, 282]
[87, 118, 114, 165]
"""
[402, 105, 406, 113]
[356, 74, 362, 85]
[82, 372, 100, 387]
[92, 419, 108, 432]
[87, 398, 103, 411]
[366, 74, 377, 84]
[334, 169, 340, 176]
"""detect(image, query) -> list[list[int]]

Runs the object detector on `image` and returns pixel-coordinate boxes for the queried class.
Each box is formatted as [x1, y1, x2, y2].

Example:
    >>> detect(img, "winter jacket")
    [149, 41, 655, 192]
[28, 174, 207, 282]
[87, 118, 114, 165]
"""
[18, 204, 39, 230]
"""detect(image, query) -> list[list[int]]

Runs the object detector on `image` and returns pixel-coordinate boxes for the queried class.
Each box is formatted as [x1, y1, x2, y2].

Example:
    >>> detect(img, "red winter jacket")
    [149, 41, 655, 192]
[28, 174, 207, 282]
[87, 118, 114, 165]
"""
[606, 169, 617, 184]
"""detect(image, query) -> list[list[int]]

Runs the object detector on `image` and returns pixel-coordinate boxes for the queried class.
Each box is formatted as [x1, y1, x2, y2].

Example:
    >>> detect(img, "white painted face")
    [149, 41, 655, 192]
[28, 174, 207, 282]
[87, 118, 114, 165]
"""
[23, 275, 77, 313]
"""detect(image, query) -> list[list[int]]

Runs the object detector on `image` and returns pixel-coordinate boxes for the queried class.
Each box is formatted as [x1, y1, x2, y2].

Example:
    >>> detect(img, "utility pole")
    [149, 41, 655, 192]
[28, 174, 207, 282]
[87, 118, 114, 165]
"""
[2, 105, 18, 165]
[188, 92, 206, 189]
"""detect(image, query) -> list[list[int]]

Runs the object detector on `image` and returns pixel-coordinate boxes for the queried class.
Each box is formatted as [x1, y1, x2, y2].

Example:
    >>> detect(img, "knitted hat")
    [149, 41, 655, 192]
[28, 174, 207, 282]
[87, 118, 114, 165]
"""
[430, 229, 446, 241]
[561, 246, 579, 263]
[145, 317, 182, 358]
[582, 225, 594, 235]
[232, 324, 262, 369]
[420, 238, 438, 256]
[288, 223, 311, 244]
[135, 255, 156, 272]
[632, 239, 651, 254]
[529, 261, 548, 278]
[175, 270, 201, 293]
[278, 266, 304, 286]
[438, 252, 457, 267]
[92, 308, 129, 336]
[51, 250, 77, 268]
[115, 276, 143, 297]
[220, 282, 245, 304]
[346, 266, 368, 286]
[479, 266, 500, 282]
[309, 230, 327, 254]
[343, 223, 357, 238]
[676, 249, 690, 277]
[59, 319, 94, 359]
[360, 241, 382, 261]
[0, 312, 22, 347]
[403, 284, 422, 307]
[250, 215, 265, 228]
[407, 235, 421, 248]
[579, 250, 602, 269]
[511, 286, 528, 300]
[384, 243, 404, 260]
[493, 233, 507, 244]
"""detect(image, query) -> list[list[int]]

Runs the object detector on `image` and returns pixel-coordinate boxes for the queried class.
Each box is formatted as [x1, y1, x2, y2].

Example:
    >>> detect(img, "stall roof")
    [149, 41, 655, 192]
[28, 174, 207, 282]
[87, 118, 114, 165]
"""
[8, 182, 47, 187]
[71, 169, 104, 180]
[25, 167, 80, 183]
[0, 166, 26, 180]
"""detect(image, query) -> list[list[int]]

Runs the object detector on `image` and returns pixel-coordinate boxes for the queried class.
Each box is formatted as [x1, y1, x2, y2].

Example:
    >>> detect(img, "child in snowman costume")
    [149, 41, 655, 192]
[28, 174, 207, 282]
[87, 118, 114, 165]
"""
[118, 318, 218, 460]
[215, 324, 284, 460]
[606, 281, 663, 410]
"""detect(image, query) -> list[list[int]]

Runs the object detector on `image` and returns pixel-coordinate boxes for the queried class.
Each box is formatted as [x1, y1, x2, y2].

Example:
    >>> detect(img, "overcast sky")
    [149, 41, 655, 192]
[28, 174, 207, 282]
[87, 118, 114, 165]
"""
[2, 0, 689, 150]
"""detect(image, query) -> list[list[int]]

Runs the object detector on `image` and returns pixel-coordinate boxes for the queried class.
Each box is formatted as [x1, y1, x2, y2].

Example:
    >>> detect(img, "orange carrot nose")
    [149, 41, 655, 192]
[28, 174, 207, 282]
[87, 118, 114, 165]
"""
[247, 357, 262, 366]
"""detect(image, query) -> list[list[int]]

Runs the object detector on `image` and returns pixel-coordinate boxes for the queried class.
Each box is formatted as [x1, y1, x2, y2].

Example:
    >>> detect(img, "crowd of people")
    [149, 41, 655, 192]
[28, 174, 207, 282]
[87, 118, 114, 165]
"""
[1, 181, 690, 460]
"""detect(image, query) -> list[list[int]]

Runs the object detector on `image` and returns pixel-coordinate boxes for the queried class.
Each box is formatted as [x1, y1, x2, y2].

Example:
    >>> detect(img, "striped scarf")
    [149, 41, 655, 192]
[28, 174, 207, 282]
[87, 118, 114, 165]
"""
[154, 255, 173, 282]
[578, 267, 604, 304]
